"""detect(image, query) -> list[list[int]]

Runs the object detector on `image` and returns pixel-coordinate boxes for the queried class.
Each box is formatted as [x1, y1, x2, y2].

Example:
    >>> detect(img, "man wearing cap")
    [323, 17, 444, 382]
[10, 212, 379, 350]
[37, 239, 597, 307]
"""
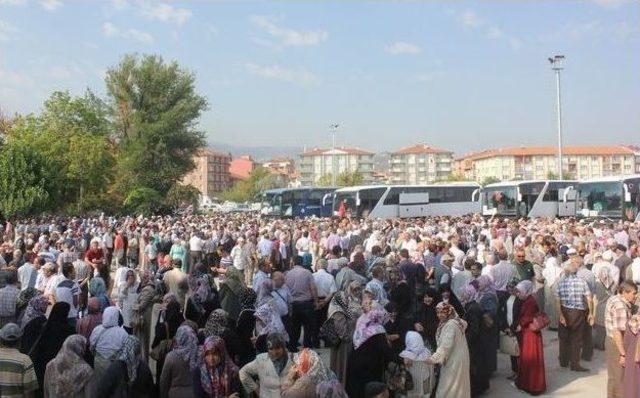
[0, 323, 38, 397]
[555, 254, 594, 372]
[433, 252, 454, 291]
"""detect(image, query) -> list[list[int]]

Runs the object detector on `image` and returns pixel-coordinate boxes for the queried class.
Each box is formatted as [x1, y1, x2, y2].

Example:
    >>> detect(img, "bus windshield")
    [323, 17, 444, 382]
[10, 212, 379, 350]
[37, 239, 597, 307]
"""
[483, 186, 518, 215]
[577, 181, 621, 216]
[334, 191, 357, 216]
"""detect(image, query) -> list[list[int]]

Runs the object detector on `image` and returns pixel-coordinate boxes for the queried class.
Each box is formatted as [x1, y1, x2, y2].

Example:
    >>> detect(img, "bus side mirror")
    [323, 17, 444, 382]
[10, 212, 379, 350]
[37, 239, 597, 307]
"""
[356, 197, 361, 206]
[472, 189, 479, 202]
[562, 186, 574, 203]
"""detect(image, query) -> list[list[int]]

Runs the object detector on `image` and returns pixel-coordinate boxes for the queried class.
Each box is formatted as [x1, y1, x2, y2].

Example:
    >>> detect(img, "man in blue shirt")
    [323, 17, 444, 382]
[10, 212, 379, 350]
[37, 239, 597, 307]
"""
[555, 251, 594, 372]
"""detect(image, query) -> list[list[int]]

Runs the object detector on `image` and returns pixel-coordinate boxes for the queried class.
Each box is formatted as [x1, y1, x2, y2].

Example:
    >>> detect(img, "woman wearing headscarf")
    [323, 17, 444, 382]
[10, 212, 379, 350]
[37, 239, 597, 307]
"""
[90, 306, 130, 381]
[414, 287, 440, 350]
[77, 297, 103, 340]
[459, 283, 490, 396]
[204, 308, 244, 367]
[192, 336, 241, 398]
[239, 332, 292, 398]
[282, 348, 330, 398]
[153, 298, 185, 378]
[514, 280, 546, 395]
[219, 266, 246, 323]
[235, 288, 257, 365]
[96, 335, 156, 398]
[132, 269, 157, 361]
[90, 276, 111, 312]
[43, 334, 95, 398]
[471, 274, 499, 374]
[118, 269, 139, 333]
[424, 302, 471, 398]
[328, 281, 362, 386]
[186, 263, 218, 328]
[400, 330, 435, 398]
[19, 294, 49, 354]
[254, 280, 288, 353]
[345, 305, 395, 398]
[160, 325, 199, 398]
[15, 287, 38, 326]
[29, 301, 76, 394]
[593, 266, 615, 350]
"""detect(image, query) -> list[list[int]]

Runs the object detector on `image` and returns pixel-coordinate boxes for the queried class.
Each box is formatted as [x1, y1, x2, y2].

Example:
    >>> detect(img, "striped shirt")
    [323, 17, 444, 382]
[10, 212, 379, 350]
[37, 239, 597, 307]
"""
[0, 347, 38, 398]
[605, 295, 631, 338]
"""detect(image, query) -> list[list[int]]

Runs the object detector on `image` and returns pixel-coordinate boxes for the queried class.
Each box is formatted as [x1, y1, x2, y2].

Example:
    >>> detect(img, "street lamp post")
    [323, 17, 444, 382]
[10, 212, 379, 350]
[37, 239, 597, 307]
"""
[549, 55, 565, 180]
[330, 123, 339, 186]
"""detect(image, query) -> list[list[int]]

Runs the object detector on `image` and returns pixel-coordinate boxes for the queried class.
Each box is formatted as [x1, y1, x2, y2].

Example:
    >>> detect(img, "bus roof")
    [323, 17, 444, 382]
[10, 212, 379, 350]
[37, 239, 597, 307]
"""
[578, 174, 640, 183]
[262, 187, 337, 195]
[335, 183, 481, 193]
[484, 179, 577, 188]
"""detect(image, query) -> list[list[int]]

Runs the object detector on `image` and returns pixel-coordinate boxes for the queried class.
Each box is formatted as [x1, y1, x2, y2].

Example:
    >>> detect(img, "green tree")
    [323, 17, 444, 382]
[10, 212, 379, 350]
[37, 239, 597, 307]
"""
[7, 91, 115, 210]
[317, 171, 364, 187]
[220, 167, 278, 202]
[167, 184, 201, 209]
[481, 176, 501, 186]
[106, 54, 207, 197]
[123, 187, 166, 215]
[0, 141, 59, 216]
[547, 170, 575, 180]
[436, 172, 467, 182]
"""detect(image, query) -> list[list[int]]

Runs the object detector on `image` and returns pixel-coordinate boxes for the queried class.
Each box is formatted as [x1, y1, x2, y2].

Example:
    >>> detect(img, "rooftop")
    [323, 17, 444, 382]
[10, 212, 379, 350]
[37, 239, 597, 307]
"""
[392, 143, 451, 155]
[456, 145, 636, 161]
[301, 146, 374, 156]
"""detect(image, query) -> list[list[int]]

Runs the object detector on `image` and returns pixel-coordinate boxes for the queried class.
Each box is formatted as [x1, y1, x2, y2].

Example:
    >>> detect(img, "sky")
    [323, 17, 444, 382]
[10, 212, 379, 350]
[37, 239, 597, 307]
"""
[1, 0, 639, 156]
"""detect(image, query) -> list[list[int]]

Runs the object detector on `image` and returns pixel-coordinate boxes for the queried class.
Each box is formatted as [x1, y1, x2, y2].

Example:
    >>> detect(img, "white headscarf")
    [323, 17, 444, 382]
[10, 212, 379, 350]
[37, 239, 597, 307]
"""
[515, 280, 534, 297]
[400, 331, 431, 361]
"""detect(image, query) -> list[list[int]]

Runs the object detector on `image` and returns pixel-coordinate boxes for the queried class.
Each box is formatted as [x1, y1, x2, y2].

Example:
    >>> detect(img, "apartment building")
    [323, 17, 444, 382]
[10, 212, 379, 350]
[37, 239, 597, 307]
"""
[455, 145, 638, 182]
[299, 147, 375, 185]
[389, 143, 454, 184]
[181, 148, 232, 199]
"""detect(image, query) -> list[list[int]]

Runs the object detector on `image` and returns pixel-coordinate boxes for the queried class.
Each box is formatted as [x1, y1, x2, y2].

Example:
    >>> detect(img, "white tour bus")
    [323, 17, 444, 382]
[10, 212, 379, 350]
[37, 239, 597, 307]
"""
[333, 182, 481, 219]
[576, 175, 640, 221]
[482, 180, 577, 218]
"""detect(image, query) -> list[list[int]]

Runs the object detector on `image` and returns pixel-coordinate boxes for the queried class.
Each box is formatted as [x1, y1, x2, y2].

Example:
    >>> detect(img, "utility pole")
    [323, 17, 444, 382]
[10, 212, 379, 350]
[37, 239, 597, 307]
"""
[330, 123, 339, 186]
[549, 55, 565, 179]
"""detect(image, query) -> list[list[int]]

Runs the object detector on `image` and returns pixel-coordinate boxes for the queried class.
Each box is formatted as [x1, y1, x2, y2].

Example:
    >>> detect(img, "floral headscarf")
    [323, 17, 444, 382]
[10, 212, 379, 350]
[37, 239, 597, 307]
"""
[21, 294, 49, 329]
[173, 325, 200, 371]
[16, 287, 38, 313]
[255, 300, 288, 339]
[205, 309, 228, 337]
[116, 335, 141, 384]
[292, 348, 330, 384]
[45, 335, 93, 396]
[457, 284, 477, 306]
[435, 302, 466, 338]
[198, 336, 239, 397]
[352, 306, 389, 350]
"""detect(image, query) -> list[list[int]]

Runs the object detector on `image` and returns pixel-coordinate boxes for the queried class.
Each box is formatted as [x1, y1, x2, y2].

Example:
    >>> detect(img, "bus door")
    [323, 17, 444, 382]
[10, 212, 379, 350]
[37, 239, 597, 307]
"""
[321, 192, 334, 217]
[399, 192, 429, 218]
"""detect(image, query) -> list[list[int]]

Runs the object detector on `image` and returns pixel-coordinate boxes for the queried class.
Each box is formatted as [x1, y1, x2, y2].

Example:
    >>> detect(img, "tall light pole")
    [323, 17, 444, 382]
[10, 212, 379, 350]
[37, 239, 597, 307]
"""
[549, 55, 565, 179]
[330, 123, 339, 186]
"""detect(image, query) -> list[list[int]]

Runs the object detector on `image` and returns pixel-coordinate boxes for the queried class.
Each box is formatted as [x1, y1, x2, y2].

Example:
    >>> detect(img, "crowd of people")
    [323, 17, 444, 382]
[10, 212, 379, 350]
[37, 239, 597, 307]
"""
[0, 212, 639, 398]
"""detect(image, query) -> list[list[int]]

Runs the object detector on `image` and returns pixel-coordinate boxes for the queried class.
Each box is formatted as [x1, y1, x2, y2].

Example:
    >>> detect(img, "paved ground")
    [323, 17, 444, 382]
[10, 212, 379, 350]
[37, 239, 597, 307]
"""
[316, 328, 606, 397]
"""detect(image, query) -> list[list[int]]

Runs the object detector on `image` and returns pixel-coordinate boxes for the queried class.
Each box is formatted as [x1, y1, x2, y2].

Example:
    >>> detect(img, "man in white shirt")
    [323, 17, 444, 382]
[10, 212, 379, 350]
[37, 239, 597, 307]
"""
[231, 237, 249, 280]
[17, 259, 41, 291]
[312, 259, 336, 348]
[55, 263, 80, 327]
[295, 231, 310, 256]
[189, 233, 204, 269]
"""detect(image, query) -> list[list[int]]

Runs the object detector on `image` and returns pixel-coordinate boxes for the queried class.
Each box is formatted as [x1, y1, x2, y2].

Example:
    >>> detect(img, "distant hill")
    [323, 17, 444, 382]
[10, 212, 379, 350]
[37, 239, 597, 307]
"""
[207, 141, 303, 162]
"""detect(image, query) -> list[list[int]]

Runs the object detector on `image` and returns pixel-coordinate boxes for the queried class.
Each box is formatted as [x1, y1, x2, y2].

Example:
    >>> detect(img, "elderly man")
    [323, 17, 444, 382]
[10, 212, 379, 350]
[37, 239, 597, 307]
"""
[285, 255, 318, 350]
[239, 333, 292, 398]
[491, 249, 519, 307]
[604, 281, 637, 398]
[0, 323, 38, 397]
[555, 255, 594, 372]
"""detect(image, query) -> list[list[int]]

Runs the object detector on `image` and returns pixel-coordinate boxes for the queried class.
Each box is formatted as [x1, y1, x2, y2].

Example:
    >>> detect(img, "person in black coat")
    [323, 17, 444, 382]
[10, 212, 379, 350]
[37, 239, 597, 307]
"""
[96, 335, 156, 398]
[29, 302, 75, 398]
[498, 278, 522, 380]
[346, 307, 395, 398]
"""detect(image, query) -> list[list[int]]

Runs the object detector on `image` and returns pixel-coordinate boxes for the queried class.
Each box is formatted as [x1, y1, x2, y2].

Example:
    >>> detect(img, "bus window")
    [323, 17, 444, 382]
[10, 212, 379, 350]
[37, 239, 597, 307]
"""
[484, 187, 517, 213]
[543, 182, 560, 202]
[519, 182, 545, 216]
[426, 187, 444, 203]
[577, 181, 621, 216]
[358, 188, 387, 218]
[307, 189, 324, 207]
[383, 188, 403, 205]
